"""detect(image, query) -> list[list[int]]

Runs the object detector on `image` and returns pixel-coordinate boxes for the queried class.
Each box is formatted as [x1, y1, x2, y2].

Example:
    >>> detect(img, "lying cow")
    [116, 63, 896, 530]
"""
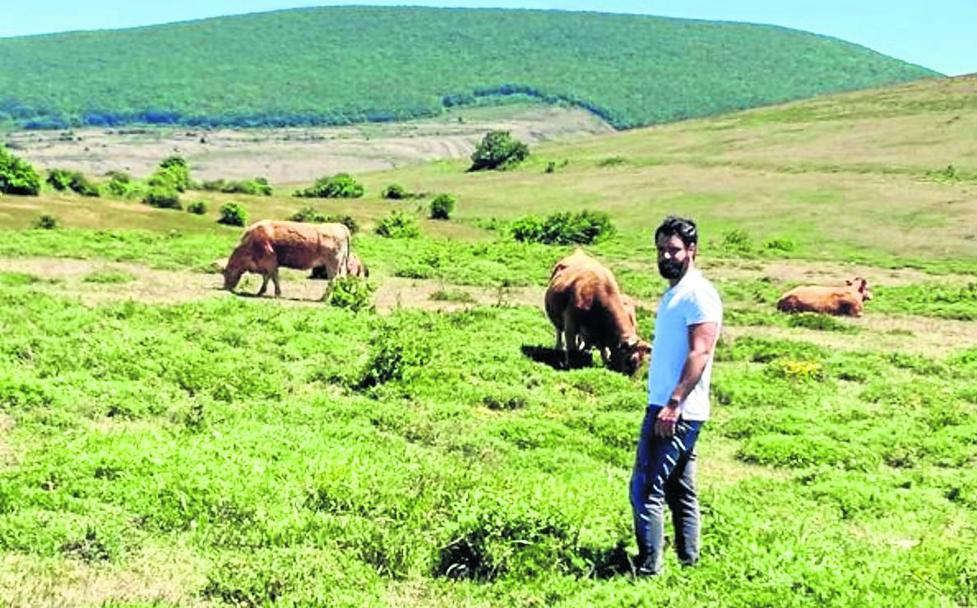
[309, 253, 369, 280]
[776, 276, 872, 317]
[545, 249, 650, 374]
[222, 220, 350, 297]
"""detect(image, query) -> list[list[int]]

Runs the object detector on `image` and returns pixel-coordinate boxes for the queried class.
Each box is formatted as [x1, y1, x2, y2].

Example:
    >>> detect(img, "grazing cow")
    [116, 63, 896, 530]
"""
[776, 276, 872, 317]
[222, 220, 350, 297]
[545, 249, 650, 374]
[309, 253, 369, 280]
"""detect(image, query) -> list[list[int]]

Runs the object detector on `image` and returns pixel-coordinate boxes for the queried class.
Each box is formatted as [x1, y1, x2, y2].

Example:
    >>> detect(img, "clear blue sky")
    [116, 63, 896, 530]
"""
[2, 1, 974, 76]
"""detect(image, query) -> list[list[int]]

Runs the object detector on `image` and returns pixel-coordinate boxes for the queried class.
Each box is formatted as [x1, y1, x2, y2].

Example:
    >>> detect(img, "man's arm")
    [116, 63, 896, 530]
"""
[654, 321, 720, 438]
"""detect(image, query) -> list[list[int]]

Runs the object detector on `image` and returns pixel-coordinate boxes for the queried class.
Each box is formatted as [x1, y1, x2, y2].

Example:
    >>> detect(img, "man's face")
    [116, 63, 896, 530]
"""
[656, 234, 694, 281]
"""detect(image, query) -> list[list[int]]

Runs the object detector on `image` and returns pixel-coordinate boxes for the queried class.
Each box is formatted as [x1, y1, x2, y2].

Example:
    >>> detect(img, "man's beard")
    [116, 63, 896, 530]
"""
[658, 259, 685, 280]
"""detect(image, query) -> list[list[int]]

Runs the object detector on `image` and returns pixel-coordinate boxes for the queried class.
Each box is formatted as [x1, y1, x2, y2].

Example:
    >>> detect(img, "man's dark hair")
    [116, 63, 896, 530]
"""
[654, 216, 698, 248]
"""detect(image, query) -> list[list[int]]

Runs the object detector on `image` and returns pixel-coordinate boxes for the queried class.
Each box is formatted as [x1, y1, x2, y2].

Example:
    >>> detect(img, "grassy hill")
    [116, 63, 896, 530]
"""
[1, 77, 976, 606]
[0, 6, 939, 131]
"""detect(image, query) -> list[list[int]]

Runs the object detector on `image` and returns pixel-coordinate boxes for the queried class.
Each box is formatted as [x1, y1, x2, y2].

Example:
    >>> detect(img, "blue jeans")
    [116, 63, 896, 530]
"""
[629, 406, 702, 574]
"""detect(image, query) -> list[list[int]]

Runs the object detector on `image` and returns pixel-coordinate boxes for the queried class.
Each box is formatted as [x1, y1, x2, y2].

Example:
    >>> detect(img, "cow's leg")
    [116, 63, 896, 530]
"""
[562, 318, 579, 369]
[271, 268, 282, 297]
[555, 327, 564, 352]
[257, 273, 269, 296]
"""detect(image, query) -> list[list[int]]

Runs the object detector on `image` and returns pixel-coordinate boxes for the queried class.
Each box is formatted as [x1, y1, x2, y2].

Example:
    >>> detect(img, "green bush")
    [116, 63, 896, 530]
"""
[721, 228, 753, 253]
[33, 214, 59, 230]
[187, 201, 208, 215]
[46, 169, 99, 197]
[469, 131, 529, 171]
[381, 183, 411, 200]
[323, 277, 376, 312]
[375, 210, 420, 238]
[357, 314, 435, 388]
[202, 177, 272, 196]
[0, 146, 41, 195]
[510, 210, 615, 245]
[142, 187, 182, 210]
[149, 155, 191, 192]
[102, 171, 140, 198]
[218, 203, 248, 227]
[323, 214, 360, 234]
[429, 194, 457, 220]
[289, 206, 327, 223]
[294, 173, 364, 198]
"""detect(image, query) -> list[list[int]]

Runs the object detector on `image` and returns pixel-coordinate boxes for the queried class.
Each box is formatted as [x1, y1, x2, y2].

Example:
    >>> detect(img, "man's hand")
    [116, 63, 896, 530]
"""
[655, 401, 681, 438]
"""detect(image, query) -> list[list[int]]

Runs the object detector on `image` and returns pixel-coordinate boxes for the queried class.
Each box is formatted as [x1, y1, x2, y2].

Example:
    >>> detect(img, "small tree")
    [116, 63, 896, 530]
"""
[429, 194, 457, 220]
[289, 206, 327, 223]
[218, 202, 248, 226]
[469, 131, 529, 171]
[0, 146, 41, 195]
[187, 201, 208, 215]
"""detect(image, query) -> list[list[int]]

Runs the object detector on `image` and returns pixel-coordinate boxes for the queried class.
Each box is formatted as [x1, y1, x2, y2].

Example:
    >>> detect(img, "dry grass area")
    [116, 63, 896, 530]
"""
[3, 104, 612, 184]
[0, 549, 210, 608]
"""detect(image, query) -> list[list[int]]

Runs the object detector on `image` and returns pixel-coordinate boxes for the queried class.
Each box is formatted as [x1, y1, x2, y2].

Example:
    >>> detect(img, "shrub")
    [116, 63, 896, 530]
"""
[142, 187, 182, 210]
[511, 210, 615, 245]
[218, 203, 248, 227]
[289, 206, 327, 223]
[375, 210, 420, 238]
[46, 169, 99, 196]
[429, 194, 457, 220]
[46, 168, 73, 191]
[149, 156, 191, 192]
[357, 315, 434, 388]
[0, 146, 41, 195]
[381, 183, 410, 200]
[103, 171, 139, 198]
[34, 214, 59, 230]
[323, 277, 376, 312]
[202, 177, 272, 196]
[323, 214, 360, 234]
[721, 228, 753, 253]
[469, 131, 529, 171]
[187, 201, 208, 215]
[294, 173, 364, 198]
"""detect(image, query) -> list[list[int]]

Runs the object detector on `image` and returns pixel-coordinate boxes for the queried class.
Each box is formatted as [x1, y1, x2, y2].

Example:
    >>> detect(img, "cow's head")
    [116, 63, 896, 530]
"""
[609, 337, 651, 376]
[222, 259, 245, 292]
[846, 276, 872, 301]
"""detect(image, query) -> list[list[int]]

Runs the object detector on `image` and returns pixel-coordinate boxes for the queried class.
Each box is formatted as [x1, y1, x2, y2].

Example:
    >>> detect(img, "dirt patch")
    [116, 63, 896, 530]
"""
[0, 257, 544, 312]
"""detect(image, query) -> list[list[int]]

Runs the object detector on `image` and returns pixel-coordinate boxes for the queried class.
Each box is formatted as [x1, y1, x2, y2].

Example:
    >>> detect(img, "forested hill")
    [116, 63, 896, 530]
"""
[0, 6, 940, 130]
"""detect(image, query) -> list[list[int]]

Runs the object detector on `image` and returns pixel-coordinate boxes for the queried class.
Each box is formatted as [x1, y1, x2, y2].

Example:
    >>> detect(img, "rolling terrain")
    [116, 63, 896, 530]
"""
[0, 75, 976, 606]
[0, 6, 939, 131]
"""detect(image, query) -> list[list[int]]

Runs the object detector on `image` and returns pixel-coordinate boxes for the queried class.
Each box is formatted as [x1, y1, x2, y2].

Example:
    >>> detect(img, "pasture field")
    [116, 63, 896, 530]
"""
[1, 76, 977, 606]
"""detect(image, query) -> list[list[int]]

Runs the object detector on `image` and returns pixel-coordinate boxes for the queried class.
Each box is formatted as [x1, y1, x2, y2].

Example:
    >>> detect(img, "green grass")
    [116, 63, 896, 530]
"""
[2, 71, 977, 606]
[0, 6, 936, 131]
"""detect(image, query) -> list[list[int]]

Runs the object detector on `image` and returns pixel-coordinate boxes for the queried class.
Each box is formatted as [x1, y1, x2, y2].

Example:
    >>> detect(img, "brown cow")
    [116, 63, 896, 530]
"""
[545, 249, 650, 374]
[776, 276, 872, 316]
[222, 220, 350, 297]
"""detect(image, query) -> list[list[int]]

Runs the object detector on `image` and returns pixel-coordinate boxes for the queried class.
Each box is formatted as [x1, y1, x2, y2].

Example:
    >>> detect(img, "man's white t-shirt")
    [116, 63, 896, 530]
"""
[647, 268, 723, 421]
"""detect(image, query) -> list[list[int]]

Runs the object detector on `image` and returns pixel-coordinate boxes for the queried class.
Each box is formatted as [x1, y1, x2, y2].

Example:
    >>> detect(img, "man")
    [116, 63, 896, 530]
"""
[630, 216, 723, 576]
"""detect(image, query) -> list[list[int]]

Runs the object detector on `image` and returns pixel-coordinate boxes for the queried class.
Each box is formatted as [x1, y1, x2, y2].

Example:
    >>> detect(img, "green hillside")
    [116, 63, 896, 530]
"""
[0, 6, 939, 130]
